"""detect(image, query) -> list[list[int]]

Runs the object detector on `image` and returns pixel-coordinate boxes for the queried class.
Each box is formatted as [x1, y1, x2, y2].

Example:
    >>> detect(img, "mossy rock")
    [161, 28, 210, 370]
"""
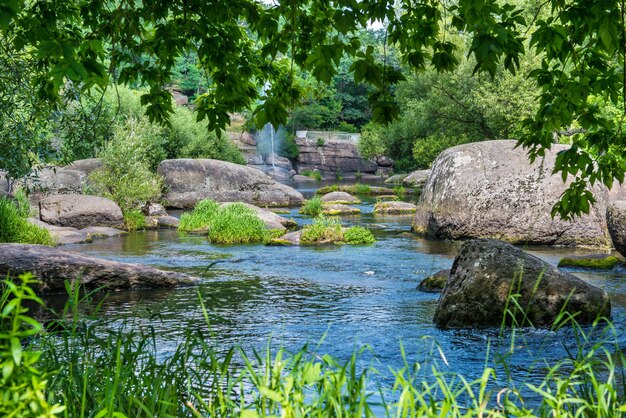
[417, 269, 450, 293]
[267, 238, 294, 246]
[321, 204, 361, 215]
[557, 254, 622, 270]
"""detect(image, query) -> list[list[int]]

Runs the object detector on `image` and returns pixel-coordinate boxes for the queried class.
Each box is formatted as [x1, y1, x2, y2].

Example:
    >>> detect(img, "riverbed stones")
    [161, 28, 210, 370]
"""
[374, 201, 418, 214]
[402, 169, 431, 187]
[39, 194, 124, 229]
[412, 140, 611, 247]
[433, 239, 611, 329]
[0, 243, 196, 293]
[320, 191, 360, 204]
[607, 200, 626, 256]
[158, 159, 304, 208]
[417, 269, 450, 293]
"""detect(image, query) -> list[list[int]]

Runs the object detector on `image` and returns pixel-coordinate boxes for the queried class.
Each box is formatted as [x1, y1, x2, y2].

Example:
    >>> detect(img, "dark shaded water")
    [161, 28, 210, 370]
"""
[50, 184, 626, 398]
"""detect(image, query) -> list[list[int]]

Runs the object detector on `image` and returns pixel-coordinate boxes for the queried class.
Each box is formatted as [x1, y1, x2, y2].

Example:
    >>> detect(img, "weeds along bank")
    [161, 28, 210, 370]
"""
[2, 274, 625, 417]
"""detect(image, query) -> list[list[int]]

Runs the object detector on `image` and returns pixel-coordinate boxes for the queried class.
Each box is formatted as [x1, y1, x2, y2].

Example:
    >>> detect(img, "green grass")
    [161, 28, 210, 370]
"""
[301, 169, 323, 180]
[393, 185, 406, 196]
[3, 276, 626, 417]
[354, 183, 371, 195]
[300, 216, 375, 245]
[123, 208, 147, 231]
[0, 197, 54, 245]
[179, 199, 272, 244]
[299, 196, 323, 216]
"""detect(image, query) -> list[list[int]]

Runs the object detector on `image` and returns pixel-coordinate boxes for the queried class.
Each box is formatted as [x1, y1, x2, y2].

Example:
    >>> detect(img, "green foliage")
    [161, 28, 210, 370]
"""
[335, 169, 343, 180]
[0, 274, 64, 417]
[316, 138, 325, 147]
[343, 226, 376, 244]
[354, 183, 371, 195]
[301, 170, 323, 181]
[557, 256, 621, 270]
[299, 197, 323, 217]
[393, 185, 406, 197]
[89, 118, 163, 212]
[300, 216, 344, 245]
[123, 209, 147, 232]
[412, 133, 471, 169]
[179, 200, 270, 244]
[357, 122, 387, 160]
[0, 197, 54, 245]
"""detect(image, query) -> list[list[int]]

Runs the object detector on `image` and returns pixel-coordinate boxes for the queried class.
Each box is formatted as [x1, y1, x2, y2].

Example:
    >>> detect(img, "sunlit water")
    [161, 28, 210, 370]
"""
[45, 180, 626, 404]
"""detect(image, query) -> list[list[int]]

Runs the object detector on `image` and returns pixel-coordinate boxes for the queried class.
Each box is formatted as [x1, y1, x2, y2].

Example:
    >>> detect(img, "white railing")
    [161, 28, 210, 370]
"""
[296, 130, 360, 142]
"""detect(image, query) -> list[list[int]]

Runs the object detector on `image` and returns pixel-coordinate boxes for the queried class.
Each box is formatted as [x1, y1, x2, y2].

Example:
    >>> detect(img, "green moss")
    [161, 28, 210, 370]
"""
[557, 255, 621, 270]
[178, 199, 271, 244]
[0, 197, 54, 245]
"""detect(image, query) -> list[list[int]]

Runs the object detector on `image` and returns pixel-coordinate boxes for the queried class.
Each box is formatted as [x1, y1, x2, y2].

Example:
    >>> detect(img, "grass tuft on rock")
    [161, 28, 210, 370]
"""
[123, 209, 147, 231]
[0, 197, 54, 245]
[300, 216, 375, 245]
[299, 196, 323, 216]
[179, 199, 272, 244]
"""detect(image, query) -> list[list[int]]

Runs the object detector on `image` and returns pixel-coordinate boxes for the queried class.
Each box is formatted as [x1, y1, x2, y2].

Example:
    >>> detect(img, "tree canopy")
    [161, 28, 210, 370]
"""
[1, 0, 625, 218]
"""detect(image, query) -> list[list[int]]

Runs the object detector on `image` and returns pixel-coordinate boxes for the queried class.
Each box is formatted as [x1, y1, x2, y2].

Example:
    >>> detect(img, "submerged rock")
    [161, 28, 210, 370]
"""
[413, 140, 611, 247]
[557, 254, 621, 270]
[0, 243, 196, 293]
[39, 194, 124, 229]
[320, 191, 361, 204]
[433, 239, 611, 329]
[417, 269, 450, 293]
[158, 159, 304, 208]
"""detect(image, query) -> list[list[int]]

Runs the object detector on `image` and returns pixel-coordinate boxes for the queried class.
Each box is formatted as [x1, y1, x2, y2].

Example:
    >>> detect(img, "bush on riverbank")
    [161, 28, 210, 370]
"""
[2, 275, 625, 417]
[179, 199, 275, 244]
[0, 196, 54, 245]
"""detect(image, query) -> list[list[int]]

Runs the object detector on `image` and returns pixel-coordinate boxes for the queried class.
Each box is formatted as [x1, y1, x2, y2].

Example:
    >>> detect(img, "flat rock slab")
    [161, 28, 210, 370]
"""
[385, 173, 409, 184]
[39, 194, 123, 229]
[320, 191, 361, 204]
[0, 244, 197, 294]
[80, 226, 127, 238]
[433, 239, 611, 329]
[374, 201, 418, 214]
[322, 204, 361, 215]
[27, 218, 92, 245]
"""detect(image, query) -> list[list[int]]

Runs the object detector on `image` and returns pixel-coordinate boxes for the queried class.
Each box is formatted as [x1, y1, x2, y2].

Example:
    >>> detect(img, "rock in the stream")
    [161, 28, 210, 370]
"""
[433, 239, 611, 329]
[322, 204, 361, 215]
[607, 200, 626, 257]
[0, 243, 197, 293]
[417, 269, 450, 293]
[80, 226, 127, 238]
[320, 191, 361, 204]
[158, 159, 304, 208]
[39, 194, 124, 229]
[402, 169, 430, 187]
[269, 230, 302, 246]
[384, 173, 409, 184]
[413, 140, 611, 247]
[27, 218, 92, 245]
[557, 254, 621, 270]
[374, 201, 418, 214]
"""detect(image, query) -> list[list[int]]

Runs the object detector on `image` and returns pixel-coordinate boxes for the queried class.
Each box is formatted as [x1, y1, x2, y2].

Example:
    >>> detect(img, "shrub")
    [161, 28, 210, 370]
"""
[179, 199, 270, 244]
[393, 185, 406, 196]
[299, 197, 323, 216]
[300, 216, 343, 244]
[354, 183, 371, 195]
[0, 197, 54, 245]
[123, 209, 147, 231]
[335, 169, 343, 180]
[343, 226, 376, 244]
[316, 137, 325, 147]
[89, 117, 163, 212]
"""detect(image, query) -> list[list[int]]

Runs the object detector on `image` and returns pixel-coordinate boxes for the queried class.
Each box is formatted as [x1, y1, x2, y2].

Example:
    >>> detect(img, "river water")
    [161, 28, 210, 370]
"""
[50, 180, 626, 401]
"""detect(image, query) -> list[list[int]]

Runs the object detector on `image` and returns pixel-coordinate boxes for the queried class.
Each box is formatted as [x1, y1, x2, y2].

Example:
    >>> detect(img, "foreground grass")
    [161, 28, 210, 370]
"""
[2, 275, 626, 417]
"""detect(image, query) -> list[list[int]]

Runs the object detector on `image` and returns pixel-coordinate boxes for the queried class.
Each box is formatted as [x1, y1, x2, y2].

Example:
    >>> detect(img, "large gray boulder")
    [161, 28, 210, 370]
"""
[0, 243, 196, 293]
[23, 168, 89, 201]
[65, 158, 104, 176]
[320, 191, 360, 204]
[0, 171, 9, 196]
[607, 200, 626, 256]
[39, 194, 124, 229]
[158, 159, 304, 208]
[412, 140, 611, 247]
[433, 239, 611, 328]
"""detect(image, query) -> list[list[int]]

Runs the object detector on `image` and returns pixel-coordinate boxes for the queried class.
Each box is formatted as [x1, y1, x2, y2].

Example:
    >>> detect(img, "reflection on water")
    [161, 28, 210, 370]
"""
[52, 193, 626, 399]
